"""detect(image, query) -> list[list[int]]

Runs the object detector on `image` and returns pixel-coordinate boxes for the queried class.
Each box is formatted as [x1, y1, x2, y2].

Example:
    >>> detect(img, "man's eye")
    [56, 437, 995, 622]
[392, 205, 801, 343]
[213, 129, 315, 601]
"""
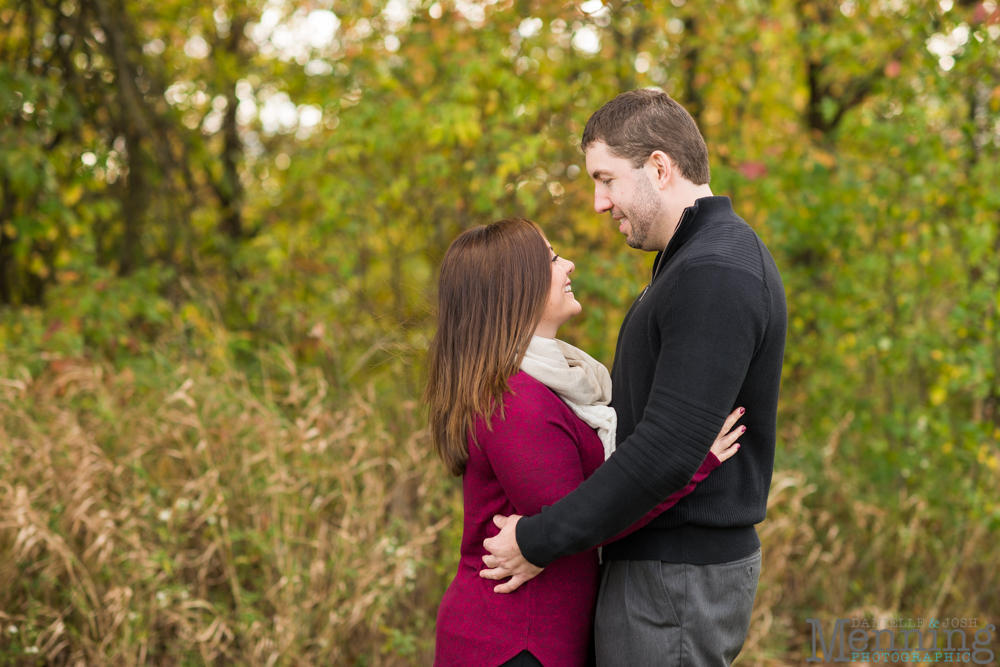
[602, 179, 612, 186]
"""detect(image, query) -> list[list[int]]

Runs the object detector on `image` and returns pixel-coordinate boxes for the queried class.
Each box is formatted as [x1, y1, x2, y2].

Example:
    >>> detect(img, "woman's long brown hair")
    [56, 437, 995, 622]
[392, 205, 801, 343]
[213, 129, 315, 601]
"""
[424, 218, 551, 476]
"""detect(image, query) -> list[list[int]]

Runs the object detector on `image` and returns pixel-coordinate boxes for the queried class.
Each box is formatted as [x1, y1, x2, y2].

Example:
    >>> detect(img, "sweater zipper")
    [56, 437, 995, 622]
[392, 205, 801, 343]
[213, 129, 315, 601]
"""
[639, 207, 691, 301]
[639, 257, 661, 301]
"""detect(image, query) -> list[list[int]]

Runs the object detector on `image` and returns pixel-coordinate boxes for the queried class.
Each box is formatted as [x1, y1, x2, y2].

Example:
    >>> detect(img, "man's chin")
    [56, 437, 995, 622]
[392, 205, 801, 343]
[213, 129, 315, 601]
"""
[625, 235, 644, 250]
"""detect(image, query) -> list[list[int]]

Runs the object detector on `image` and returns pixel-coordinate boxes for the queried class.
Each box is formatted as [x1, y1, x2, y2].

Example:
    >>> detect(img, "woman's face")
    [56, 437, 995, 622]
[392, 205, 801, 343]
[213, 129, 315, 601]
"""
[534, 234, 582, 339]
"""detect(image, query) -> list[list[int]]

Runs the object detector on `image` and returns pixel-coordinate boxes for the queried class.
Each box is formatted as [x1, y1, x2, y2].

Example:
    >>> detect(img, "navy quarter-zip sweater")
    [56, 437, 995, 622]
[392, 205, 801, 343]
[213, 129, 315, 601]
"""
[517, 196, 787, 566]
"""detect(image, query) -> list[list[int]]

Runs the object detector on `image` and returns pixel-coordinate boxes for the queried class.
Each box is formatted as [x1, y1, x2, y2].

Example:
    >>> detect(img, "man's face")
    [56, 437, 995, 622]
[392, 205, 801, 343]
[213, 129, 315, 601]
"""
[585, 141, 663, 251]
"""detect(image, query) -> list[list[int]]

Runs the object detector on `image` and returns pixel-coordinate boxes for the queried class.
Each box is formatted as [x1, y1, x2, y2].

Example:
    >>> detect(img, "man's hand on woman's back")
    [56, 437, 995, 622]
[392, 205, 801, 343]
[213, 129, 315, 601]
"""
[480, 515, 544, 593]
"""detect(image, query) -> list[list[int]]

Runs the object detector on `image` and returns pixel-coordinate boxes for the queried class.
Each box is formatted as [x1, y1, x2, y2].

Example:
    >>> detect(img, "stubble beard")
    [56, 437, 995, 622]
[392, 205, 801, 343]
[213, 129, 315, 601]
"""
[621, 171, 662, 251]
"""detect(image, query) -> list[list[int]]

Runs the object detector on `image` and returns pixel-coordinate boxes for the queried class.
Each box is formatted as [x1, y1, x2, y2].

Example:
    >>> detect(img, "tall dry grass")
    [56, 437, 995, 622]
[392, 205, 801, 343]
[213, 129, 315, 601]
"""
[0, 355, 996, 665]
[0, 355, 456, 665]
[742, 416, 999, 666]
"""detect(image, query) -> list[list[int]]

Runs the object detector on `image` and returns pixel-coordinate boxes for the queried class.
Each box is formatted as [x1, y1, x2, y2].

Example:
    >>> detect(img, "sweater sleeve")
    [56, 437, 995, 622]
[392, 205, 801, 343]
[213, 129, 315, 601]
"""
[516, 264, 767, 567]
[598, 452, 720, 547]
[483, 383, 588, 517]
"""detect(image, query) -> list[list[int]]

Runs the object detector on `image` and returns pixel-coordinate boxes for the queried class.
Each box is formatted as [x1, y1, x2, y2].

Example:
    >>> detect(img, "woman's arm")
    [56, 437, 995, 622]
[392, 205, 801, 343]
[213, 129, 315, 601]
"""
[483, 381, 589, 517]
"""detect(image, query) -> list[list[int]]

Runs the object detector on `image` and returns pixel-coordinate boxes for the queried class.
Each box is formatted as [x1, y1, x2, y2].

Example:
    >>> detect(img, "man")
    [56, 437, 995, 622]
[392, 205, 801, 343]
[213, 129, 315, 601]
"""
[480, 89, 787, 666]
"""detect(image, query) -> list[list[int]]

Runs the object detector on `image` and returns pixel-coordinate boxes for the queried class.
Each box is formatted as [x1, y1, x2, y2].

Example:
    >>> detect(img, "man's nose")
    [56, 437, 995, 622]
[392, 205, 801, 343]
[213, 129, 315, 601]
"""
[594, 191, 612, 214]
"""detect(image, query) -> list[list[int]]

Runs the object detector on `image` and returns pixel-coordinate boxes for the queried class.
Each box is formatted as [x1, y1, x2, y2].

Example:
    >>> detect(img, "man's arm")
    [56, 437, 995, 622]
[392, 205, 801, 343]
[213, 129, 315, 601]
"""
[598, 405, 744, 546]
[600, 450, 719, 546]
[484, 264, 767, 581]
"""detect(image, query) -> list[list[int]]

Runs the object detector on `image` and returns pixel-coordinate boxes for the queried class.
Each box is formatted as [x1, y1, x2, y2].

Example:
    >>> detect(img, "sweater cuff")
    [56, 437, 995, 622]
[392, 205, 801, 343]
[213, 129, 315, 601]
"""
[691, 452, 721, 483]
[515, 512, 552, 568]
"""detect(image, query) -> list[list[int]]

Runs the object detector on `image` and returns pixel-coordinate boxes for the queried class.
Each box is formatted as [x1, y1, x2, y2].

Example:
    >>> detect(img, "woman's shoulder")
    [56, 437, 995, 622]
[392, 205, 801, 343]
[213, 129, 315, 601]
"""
[475, 371, 571, 435]
[505, 371, 567, 414]
[469, 372, 598, 469]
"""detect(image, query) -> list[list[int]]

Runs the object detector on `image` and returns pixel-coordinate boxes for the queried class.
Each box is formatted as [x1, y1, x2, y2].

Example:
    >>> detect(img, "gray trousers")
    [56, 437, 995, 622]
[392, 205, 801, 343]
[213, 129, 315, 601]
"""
[594, 550, 761, 667]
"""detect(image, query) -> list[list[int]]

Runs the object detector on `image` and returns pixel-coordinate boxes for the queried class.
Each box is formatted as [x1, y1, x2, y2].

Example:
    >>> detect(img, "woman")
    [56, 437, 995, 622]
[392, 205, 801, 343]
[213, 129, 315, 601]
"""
[425, 218, 745, 667]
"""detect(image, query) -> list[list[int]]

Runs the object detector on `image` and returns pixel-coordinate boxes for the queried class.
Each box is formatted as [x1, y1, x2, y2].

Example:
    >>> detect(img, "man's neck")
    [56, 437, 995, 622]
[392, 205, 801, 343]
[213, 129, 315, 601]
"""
[657, 184, 714, 249]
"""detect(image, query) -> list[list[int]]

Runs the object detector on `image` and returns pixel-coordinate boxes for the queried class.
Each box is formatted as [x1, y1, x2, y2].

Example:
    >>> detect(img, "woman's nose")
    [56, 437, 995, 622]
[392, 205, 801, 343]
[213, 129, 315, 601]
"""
[564, 258, 575, 274]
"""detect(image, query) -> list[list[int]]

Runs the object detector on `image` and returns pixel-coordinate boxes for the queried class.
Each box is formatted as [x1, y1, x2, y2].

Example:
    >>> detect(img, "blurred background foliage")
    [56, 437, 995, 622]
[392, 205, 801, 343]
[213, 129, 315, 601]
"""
[1, 0, 999, 664]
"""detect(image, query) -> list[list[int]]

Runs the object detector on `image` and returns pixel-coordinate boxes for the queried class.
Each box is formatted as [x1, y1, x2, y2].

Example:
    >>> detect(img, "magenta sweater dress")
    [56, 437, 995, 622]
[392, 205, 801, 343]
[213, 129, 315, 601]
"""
[434, 371, 721, 667]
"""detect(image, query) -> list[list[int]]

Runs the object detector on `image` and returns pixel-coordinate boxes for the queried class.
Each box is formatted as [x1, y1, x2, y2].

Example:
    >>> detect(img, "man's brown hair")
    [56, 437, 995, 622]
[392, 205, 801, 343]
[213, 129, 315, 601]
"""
[424, 218, 551, 476]
[581, 88, 711, 185]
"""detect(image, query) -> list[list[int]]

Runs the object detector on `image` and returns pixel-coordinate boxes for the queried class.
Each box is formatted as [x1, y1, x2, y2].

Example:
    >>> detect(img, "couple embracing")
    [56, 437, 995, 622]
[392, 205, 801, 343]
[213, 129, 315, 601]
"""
[425, 89, 787, 667]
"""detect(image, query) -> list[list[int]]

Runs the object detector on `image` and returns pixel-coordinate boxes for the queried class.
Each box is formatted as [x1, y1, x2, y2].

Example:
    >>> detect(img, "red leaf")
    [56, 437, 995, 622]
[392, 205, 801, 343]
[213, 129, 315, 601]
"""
[738, 161, 768, 180]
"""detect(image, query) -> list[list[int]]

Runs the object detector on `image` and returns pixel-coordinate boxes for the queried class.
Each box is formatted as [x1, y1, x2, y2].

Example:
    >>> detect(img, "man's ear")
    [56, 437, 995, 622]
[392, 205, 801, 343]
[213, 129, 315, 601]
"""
[647, 150, 673, 190]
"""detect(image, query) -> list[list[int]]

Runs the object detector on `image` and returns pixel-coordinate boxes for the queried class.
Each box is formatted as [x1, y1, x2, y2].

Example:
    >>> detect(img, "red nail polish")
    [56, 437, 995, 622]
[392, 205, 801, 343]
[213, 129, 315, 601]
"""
[741, 426, 747, 432]
[739, 407, 745, 415]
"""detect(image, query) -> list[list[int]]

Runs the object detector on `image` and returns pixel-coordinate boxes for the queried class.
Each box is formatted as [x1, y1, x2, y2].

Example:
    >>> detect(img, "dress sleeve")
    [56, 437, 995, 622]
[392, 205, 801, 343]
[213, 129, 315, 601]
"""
[481, 383, 588, 518]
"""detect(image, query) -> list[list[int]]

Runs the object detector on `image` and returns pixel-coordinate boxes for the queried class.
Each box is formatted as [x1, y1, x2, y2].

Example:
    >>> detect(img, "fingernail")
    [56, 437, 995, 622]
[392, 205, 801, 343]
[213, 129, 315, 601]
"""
[741, 426, 747, 432]
[739, 407, 745, 415]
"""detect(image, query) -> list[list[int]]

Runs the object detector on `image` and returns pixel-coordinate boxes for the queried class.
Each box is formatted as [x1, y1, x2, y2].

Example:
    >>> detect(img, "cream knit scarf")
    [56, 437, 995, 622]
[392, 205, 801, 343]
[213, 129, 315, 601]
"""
[519, 336, 618, 460]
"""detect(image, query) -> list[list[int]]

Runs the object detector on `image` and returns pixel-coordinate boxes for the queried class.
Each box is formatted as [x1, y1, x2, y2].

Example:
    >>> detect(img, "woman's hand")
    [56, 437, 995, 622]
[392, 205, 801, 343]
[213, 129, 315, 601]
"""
[711, 407, 746, 462]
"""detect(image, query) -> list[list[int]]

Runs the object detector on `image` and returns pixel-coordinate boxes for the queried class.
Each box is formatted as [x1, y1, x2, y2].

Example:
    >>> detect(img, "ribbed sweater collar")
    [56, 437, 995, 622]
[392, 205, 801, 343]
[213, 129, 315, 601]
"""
[651, 195, 737, 280]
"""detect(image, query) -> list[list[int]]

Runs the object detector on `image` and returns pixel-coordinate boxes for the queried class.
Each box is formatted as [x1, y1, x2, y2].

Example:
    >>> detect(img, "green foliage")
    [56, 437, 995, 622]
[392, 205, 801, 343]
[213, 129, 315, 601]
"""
[2, 0, 1000, 663]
